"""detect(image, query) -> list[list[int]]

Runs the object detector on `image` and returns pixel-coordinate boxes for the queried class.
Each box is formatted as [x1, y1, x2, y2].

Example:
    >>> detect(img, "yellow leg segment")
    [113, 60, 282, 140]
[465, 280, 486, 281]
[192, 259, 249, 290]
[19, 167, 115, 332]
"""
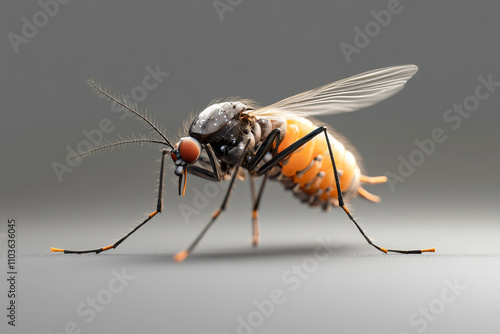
[358, 187, 381, 203]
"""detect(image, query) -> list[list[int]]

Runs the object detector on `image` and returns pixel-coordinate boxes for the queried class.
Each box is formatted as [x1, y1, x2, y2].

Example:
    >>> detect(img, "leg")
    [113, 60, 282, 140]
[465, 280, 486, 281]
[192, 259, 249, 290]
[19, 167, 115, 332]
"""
[249, 176, 258, 245]
[249, 175, 269, 247]
[247, 128, 282, 171]
[204, 143, 225, 181]
[186, 143, 227, 182]
[257, 126, 435, 254]
[187, 166, 221, 181]
[246, 129, 282, 247]
[323, 129, 433, 254]
[173, 141, 251, 262]
[173, 130, 285, 261]
[51, 150, 169, 254]
[257, 127, 325, 176]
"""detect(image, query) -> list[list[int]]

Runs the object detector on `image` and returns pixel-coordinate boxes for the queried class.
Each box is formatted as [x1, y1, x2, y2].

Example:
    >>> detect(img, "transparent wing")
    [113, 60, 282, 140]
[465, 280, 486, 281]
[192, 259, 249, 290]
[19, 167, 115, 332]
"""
[247, 65, 418, 118]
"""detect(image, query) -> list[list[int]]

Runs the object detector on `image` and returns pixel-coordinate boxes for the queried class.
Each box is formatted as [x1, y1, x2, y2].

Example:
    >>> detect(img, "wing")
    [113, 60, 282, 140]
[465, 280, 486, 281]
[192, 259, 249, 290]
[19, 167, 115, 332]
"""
[246, 65, 418, 119]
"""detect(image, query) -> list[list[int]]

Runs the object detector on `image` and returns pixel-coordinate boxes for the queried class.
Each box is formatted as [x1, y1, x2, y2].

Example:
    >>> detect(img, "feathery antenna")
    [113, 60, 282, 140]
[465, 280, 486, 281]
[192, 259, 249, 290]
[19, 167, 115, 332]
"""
[70, 137, 170, 160]
[87, 78, 174, 149]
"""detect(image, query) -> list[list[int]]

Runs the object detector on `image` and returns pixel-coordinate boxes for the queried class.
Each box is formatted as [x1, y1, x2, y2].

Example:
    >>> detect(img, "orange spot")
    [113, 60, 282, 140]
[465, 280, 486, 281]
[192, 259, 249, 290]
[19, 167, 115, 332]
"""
[342, 206, 350, 214]
[179, 138, 200, 163]
[149, 210, 158, 218]
[212, 208, 222, 219]
[182, 169, 187, 196]
[50, 247, 64, 252]
[173, 250, 189, 262]
[422, 248, 436, 253]
[252, 210, 258, 220]
[380, 248, 388, 254]
[102, 245, 113, 251]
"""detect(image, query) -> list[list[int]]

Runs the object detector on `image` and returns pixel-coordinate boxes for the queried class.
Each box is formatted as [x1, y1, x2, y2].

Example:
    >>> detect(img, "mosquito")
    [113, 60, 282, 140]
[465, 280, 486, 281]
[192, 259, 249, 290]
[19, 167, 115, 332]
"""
[51, 64, 435, 262]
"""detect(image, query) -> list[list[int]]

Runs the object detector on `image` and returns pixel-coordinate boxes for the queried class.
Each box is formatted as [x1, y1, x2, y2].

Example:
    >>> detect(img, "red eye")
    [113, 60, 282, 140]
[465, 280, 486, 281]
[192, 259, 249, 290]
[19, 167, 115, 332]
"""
[179, 138, 201, 163]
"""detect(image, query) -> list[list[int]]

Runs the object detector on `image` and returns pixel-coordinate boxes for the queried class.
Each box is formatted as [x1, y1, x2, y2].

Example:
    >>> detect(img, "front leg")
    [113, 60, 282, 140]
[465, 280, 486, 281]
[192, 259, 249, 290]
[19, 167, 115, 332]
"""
[51, 149, 170, 254]
[186, 143, 227, 182]
[173, 141, 251, 262]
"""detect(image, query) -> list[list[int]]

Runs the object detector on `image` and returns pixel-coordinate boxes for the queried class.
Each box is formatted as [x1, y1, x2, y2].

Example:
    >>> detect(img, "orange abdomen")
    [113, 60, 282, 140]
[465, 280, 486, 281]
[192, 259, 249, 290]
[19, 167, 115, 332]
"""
[276, 117, 361, 206]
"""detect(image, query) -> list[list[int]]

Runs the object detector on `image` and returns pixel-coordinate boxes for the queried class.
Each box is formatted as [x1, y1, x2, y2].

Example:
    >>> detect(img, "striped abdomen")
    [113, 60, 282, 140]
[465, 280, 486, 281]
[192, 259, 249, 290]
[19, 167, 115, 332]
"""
[255, 117, 385, 210]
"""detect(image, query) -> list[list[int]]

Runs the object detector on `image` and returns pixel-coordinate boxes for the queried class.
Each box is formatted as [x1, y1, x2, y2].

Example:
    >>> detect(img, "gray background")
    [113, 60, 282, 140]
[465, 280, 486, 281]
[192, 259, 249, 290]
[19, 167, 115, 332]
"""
[1, 1, 499, 333]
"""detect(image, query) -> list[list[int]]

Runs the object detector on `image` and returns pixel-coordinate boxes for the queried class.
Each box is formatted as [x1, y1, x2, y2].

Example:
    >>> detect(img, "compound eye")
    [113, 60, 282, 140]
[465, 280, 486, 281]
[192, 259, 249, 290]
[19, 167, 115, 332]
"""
[178, 137, 201, 163]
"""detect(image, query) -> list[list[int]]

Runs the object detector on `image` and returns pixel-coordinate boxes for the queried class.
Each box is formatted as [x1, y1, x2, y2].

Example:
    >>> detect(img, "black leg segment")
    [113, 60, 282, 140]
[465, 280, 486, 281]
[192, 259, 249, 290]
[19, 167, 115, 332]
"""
[51, 150, 170, 254]
[253, 126, 435, 255]
[173, 141, 251, 262]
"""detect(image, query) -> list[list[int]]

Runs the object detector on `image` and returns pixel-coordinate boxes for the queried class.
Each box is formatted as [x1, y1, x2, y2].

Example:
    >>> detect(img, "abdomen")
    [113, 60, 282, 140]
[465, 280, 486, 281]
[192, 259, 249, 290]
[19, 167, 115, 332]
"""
[256, 117, 362, 210]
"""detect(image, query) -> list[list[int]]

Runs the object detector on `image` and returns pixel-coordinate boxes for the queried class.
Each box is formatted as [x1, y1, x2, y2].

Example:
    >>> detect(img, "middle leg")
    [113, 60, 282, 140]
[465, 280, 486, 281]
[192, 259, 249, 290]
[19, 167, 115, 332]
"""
[249, 175, 269, 247]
